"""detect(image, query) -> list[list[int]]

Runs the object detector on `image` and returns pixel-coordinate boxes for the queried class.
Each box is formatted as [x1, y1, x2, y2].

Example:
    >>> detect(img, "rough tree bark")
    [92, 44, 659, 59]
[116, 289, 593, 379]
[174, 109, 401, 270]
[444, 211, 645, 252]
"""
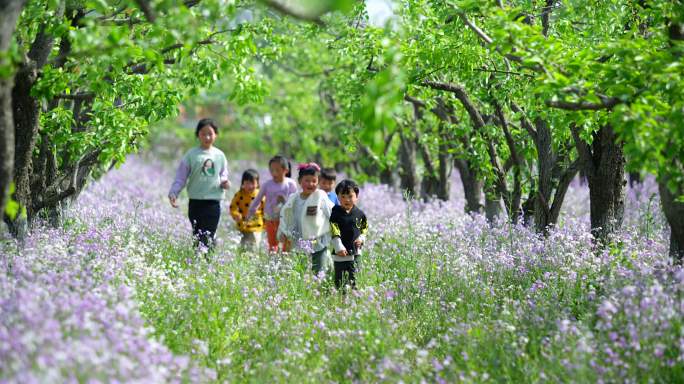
[433, 98, 453, 201]
[423, 80, 513, 219]
[357, 143, 390, 185]
[418, 140, 439, 200]
[510, 102, 579, 234]
[660, 14, 684, 264]
[0, 0, 26, 226]
[454, 158, 482, 213]
[405, 96, 453, 202]
[7, 4, 64, 236]
[396, 99, 423, 198]
[572, 123, 626, 245]
[398, 131, 419, 198]
[436, 127, 452, 201]
[484, 190, 502, 223]
[659, 177, 684, 265]
[492, 101, 522, 222]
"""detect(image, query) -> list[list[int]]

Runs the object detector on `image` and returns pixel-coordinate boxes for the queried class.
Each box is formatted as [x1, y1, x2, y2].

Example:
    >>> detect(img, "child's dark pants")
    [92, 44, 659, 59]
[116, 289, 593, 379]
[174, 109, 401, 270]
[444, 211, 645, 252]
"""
[188, 199, 221, 251]
[334, 260, 357, 289]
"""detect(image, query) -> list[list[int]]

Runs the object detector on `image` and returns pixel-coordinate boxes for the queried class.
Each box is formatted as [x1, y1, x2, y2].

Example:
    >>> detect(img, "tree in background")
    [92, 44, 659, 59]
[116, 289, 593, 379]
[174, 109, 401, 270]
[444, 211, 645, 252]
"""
[0, 0, 352, 237]
[3, 0, 683, 263]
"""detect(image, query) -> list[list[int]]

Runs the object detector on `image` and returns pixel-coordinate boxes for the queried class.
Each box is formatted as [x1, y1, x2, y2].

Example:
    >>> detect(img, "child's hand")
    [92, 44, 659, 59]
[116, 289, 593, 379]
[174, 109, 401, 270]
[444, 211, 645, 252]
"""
[169, 196, 179, 208]
[220, 180, 231, 189]
[336, 249, 348, 257]
[353, 239, 363, 248]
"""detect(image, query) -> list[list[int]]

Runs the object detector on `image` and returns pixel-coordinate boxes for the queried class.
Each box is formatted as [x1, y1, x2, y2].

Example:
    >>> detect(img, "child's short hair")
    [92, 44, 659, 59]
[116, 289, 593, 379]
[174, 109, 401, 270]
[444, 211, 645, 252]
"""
[335, 179, 360, 196]
[241, 169, 260, 185]
[195, 118, 218, 136]
[297, 162, 320, 180]
[335, 179, 359, 196]
[269, 155, 292, 177]
[320, 167, 337, 181]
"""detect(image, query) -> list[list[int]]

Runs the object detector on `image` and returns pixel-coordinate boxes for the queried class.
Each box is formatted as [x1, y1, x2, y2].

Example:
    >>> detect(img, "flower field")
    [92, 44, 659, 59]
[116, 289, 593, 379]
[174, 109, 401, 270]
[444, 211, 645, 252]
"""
[2, 156, 682, 383]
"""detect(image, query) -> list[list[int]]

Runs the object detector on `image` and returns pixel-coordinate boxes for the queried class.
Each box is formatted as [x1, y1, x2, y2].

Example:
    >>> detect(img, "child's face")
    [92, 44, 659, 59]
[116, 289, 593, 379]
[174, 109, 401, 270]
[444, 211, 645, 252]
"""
[197, 125, 217, 148]
[339, 189, 358, 211]
[269, 162, 287, 181]
[242, 179, 257, 193]
[299, 175, 318, 196]
[319, 178, 335, 193]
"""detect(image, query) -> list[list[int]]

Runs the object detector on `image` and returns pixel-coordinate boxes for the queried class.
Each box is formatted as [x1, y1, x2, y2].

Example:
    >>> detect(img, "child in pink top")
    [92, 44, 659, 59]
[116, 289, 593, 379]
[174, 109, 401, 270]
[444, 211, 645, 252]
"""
[247, 155, 297, 252]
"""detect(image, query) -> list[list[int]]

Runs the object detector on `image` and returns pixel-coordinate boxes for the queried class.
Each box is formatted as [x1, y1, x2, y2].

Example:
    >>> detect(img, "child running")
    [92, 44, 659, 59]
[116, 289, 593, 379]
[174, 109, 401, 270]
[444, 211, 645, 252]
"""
[330, 179, 368, 289]
[319, 167, 339, 205]
[168, 118, 230, 253]
[278, 162, 335, 275]
[230, 169, 265, 251]
[247, 155, 297, 252]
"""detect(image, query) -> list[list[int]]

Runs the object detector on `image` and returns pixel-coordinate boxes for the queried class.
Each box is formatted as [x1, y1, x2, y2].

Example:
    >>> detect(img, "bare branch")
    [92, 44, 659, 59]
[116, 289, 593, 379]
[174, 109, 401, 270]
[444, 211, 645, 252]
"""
[32, 147, 101, 213]
[549, 158, 580, 222]
[459, 13, 493, 44]
[404, 95, 426, 108]
[494, 100, 521, 166]
[28, 3, 66, 67]
[570, 122, 595, 177]
[422, 80, 487, 129]
[422, 80, 512, 210]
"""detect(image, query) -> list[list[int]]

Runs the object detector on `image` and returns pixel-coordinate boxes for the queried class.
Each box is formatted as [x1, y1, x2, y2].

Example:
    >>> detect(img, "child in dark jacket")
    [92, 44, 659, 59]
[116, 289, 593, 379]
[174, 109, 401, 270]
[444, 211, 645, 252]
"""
[329, 179, 368, 289]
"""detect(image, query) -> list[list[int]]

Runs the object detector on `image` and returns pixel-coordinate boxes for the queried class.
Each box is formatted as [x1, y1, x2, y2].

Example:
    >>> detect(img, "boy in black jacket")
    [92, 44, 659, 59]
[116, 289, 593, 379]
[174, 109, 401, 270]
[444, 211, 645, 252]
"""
[330, 179, 368, 290]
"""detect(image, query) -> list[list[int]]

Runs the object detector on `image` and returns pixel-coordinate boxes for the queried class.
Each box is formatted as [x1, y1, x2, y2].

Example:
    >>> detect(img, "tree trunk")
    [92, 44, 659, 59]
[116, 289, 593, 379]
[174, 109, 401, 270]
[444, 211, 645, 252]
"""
[534, 118, 553, 232]
[493, 101, 522, 222]
[0, 77, 14, 224]
[7, 9, 63, 236]
[398, 131, 419, 198]
[420, 173, 439, 201]
[356, 143, 384, 182]
[436, 123, 452, 201]
[521, 189, 535, 226]
[0, 0, 26, 230]
[423, 81, 514, 216]
[417, 133, 438, 201]
[8, 63, 39, 237]
[658, 178, 684, 265]
[454, 158, 482, 214]
[573, 123, 626, 245]
[379, 167, 397, 188]
[587, 127, 626, 244]
[484, 188, 501, 223]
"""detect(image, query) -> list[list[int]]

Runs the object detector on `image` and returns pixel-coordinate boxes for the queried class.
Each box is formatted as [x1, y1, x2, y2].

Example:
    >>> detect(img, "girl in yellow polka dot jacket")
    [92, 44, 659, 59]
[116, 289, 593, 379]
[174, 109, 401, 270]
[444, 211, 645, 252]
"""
[229, 169, 265, 250]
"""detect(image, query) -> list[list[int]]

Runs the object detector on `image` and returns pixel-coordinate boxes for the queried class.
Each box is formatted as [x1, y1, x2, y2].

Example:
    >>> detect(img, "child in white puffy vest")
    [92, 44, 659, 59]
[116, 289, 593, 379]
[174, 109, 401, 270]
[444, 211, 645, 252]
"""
[278, 162, 334, 276]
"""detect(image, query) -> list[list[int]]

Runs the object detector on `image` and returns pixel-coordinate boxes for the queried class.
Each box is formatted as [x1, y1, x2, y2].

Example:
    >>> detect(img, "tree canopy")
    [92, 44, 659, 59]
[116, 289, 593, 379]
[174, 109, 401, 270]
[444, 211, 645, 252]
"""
[1, 0, 683, 260]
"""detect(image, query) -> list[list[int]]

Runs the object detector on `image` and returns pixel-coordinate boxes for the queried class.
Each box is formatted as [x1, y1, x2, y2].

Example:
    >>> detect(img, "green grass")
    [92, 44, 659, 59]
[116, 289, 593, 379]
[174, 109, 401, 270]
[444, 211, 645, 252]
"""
[129, 236, 623, 383]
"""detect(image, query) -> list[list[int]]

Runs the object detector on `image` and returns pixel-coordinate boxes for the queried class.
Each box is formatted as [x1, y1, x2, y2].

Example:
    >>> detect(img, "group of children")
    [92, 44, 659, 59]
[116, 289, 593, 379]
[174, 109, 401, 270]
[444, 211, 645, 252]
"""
[168, 119, 368, 289]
